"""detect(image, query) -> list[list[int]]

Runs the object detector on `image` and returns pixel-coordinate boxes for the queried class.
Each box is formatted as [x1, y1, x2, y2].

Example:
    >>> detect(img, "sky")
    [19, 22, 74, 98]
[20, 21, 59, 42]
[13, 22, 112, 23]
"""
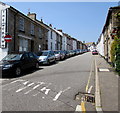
[5, 2, 119, 43]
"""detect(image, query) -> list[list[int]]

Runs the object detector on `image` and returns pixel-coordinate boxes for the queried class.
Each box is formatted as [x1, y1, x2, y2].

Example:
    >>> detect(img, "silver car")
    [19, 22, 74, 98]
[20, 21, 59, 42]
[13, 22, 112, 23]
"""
[37, 50, 56, 65]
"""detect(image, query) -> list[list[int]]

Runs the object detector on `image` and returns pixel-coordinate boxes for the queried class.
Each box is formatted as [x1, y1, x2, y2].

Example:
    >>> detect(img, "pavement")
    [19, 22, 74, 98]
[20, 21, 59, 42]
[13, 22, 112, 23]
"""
[95, 55, 119, 112]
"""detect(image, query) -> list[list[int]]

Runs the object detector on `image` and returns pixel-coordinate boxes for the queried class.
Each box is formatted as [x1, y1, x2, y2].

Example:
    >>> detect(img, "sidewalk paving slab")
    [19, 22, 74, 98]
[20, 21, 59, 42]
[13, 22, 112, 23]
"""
[96, 55, 119, 112]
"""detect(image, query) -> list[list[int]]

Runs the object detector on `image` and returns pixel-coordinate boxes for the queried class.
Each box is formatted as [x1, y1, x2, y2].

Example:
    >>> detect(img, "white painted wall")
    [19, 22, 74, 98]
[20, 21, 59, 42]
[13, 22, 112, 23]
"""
[96, 34, 104, 56]
[73, 40, 77, 50]
[0, 48, 8, 61]
[48, 28, 57, 51]
[0, 2, 10, 60]
[62, 35, 67, 50]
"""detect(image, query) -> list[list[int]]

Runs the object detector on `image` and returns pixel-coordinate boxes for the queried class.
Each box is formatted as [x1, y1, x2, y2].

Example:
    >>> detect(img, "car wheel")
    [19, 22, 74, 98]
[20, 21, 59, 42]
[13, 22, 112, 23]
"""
[54, 59, 56, 63]
[47, 60, 50, 65]
[35, 62, 39, 69]
[15, 67, 21, 77]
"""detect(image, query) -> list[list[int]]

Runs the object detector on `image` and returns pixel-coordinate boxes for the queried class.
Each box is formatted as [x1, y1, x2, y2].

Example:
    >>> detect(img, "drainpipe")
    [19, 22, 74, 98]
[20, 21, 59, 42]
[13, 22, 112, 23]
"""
[14, 12, 18, 52]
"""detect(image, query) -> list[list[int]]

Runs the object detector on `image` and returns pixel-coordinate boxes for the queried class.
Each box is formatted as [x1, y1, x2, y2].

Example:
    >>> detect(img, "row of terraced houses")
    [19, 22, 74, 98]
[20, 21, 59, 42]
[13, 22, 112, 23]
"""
[96, 5, 120, 63]
[0, 2, 87, 60]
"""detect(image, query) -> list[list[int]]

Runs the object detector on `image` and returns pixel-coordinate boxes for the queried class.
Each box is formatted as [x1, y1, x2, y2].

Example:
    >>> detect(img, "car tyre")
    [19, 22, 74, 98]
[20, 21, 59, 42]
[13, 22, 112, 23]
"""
[47, 60, 50, 65]
[35, 62, 39, 69]
[15, 67, 21, 77]
[54, 59, 56, 63]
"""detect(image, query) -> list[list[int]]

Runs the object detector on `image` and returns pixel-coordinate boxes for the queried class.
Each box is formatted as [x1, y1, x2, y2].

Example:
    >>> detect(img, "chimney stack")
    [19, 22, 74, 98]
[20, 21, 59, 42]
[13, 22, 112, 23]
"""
[58, 29, 62, 32]
[49, 24, 52, 27]
[27, 12, 36, 20]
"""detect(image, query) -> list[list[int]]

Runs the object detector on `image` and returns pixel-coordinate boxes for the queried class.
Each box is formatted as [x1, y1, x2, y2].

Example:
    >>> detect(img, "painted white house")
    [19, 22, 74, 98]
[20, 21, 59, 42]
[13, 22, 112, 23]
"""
[62, 34, 67, 51]
[0, 2, 10, 60]
[86, 42, 96, 52]
[54, 29, 63, 50]
[96, 33, 104, 56]
[47, 27, 57, 51]
[73, 38, 77, 50]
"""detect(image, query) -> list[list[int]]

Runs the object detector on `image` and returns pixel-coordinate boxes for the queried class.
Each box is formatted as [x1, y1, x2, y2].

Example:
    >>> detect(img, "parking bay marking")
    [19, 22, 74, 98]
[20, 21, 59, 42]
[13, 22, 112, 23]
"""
[2, 79, 26, 88]
[16, 83, 35, 93]
[3, 79, 71, 103]
[32, 86, 71, 102]
[3, 81, 30, 91]
[32, 83, 51, 96]
[24, 82, 45, 95]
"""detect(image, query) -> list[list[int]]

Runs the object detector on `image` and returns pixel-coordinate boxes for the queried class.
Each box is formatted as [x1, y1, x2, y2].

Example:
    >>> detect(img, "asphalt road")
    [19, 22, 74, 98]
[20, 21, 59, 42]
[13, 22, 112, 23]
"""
[1, 52, 95, 111]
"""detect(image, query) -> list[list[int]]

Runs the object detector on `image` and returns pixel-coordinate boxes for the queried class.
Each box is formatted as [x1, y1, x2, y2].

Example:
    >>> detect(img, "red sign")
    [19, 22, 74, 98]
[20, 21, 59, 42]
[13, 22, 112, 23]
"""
[4, 35, 12, 42]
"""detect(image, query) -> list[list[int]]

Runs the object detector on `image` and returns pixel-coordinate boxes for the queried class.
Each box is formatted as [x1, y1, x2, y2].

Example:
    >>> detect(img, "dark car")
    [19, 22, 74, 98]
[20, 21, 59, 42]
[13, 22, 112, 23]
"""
[92, 50, 98, 55]
[1, 52, 39, 77]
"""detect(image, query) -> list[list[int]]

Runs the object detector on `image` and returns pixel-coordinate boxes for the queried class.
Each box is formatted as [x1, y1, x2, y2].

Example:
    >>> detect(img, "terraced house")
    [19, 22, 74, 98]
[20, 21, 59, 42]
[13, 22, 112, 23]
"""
[0, 2, 48, 60]
[96, 6, 120, 63]
[0, 2, 88, 61]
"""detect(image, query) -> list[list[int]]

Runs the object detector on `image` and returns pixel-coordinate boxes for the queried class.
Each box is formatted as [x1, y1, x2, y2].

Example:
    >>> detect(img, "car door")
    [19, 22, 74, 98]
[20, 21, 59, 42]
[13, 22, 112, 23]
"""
[21, 53, 31, 70]
[50, 51, 55, 62]
[48, 52, 51, 62]
[28, 52, 36, 67]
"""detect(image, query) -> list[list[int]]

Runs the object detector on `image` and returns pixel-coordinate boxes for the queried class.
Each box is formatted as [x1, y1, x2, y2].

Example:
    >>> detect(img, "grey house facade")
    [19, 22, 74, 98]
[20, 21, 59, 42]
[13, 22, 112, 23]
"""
[0, 2, 48, 60]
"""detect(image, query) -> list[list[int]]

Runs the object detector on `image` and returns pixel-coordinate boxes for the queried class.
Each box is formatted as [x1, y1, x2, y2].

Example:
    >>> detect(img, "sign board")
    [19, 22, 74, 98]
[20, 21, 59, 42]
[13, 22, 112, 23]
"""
[4, 35, 12, 42]
[1, 9, 6, 48]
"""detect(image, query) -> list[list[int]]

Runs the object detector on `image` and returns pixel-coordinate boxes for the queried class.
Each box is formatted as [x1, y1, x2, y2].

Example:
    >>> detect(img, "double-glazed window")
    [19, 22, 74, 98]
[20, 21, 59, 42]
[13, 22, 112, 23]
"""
[19, 38, 28, 52]
[38, 28, 42, 39]
[19, 17, 24, 31]
[30, 23, 34, 35]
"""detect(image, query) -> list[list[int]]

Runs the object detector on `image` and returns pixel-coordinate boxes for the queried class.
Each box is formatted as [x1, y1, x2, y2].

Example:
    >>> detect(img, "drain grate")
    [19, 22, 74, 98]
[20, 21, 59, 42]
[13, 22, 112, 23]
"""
[75, 92, 95, 103]
[85, 94, 95, 103]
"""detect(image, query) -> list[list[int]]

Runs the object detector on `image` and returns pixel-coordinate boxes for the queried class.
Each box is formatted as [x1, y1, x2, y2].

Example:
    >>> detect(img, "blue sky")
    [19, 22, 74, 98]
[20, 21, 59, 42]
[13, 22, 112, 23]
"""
[6, 2, 118, 43]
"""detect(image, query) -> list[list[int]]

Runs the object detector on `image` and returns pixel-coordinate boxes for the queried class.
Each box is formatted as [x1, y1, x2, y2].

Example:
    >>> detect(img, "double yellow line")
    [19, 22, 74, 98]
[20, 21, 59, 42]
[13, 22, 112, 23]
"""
[80, 60, 94, 113]
[86, 60, 94, 93]
[81, 100, 86, 113]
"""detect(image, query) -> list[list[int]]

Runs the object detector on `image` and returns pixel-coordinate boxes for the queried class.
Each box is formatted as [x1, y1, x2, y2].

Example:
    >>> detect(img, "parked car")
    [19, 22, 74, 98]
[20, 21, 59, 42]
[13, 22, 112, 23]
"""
[37, 50, 56, 65]
[54, 50, 65, 60]
[69, 50, 74, 57]
[54, 50, 61, 61]
[1, 52, 39, 77]
[64, 50, 70, 58]
[92, 50, 98, 55]
[60, 51, 66, 60]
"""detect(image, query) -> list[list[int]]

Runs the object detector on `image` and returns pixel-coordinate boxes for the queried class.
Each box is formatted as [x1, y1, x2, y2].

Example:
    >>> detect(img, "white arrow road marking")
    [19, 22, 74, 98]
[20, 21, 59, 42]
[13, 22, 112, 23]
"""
[53, 87, 71, 101]
[41, 87, 51, 95]
[88, 85, 93, 94]
[32, 83, 51, 96]
[53, 91, 63, 101]
[40, 83, 51, 95]
[16, 83, 34, 93]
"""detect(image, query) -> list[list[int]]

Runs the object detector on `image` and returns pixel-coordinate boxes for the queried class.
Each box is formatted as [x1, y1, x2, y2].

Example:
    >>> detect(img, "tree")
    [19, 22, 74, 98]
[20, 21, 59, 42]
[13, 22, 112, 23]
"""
[110, 37, 120, 65]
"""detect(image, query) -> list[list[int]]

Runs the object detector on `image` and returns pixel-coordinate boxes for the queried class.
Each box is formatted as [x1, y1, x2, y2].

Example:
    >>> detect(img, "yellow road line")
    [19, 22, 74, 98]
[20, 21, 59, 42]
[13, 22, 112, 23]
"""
[81, 101, 86, 113]
[86, 60, 94, 92]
